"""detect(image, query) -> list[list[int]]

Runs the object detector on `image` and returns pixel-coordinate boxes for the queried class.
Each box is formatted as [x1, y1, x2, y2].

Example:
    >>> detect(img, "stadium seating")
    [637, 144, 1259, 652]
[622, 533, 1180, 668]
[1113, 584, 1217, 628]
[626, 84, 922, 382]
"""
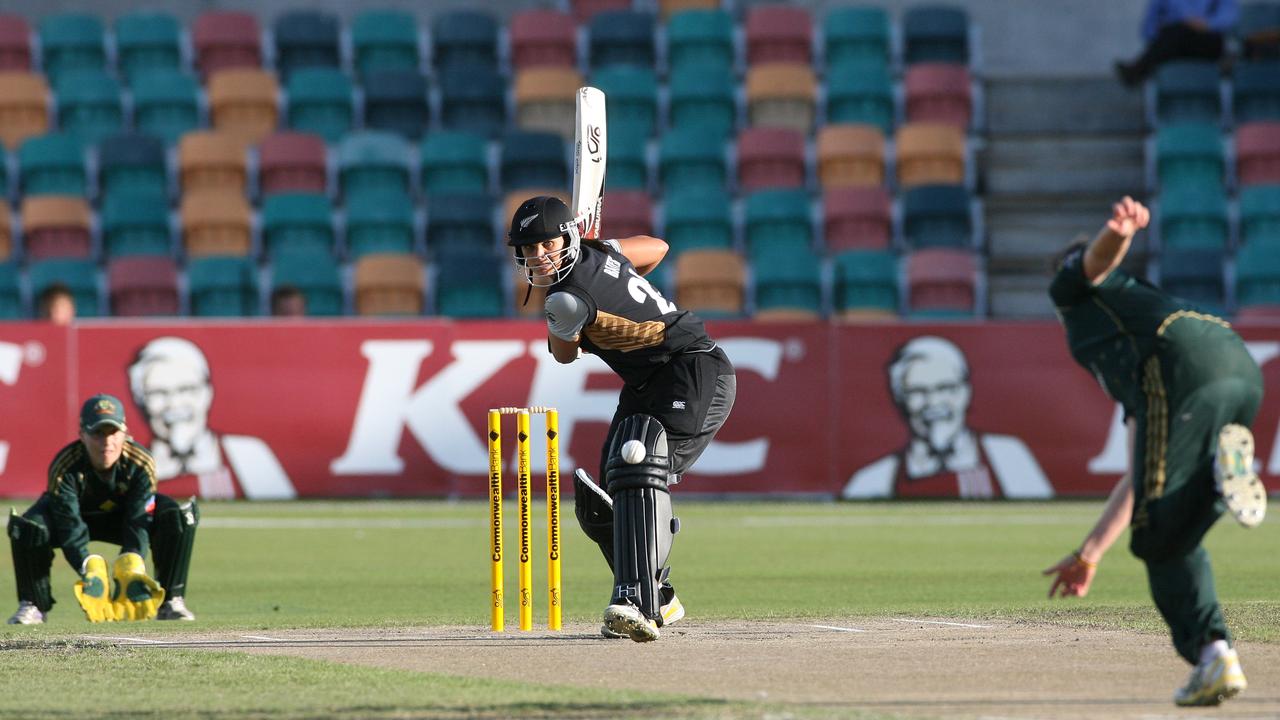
[571, 0, 633, 24]
[179, 131, 248, 195]
[272, 10, 340, 80]
[903, 5, 970, 65]
[207, 68, 279, 147]
[0, 261, 19, 317]
[180, 190, 253, 258]
[0, 15, 31, 71]
[666, 9, 734, 74]
[272, 249, 344, 315]
[1154, 61, 1222, 125]
[514, 67, 582, 139]
[1238, 2, 1280, 60]
[108, 256, 180, 316]
[435, 253, 507, 317]
[286, 68, 355, 145]
[351, 10, 420, 80]
[751, 242, 823, 319]
[744, 5, 813, 65]
[1236, 122, 1280, 185]
[501, 130, 567, 191]
[667, 64, 738, 138]
[737, 127, 806, 192]
[1239, 184, 1280, 245]
[21, 195, 92, 260]
[605, 129, 649, 189]
[345, 190, 417, 259]
[674, 249, 746, 317]
[192, 11, 262, 78]
[98, 132, 168, 199]
[131, 70, 202, 145]
[904, 64, 972, 129]
[353, 253, 424, 316]
[114, 12, 182, 86]
[743, 188, 813, 260]
[1159, 247, 1225, 311]
[338, 131, 412, 198]
[101, 191, 172, 258]
[29, 258, 99, 316]
[825, 60, 895, 134]
[421, 131, 489, 193]
[592, 66, 658, 139]
[659, 0, 720, 20]
[589, 11, 656, 69]
[259, 131, 328, 196]
[895, 123, 966, 189]
[363, 69, 430, 140]
[902, 184, 973, 248]
[261, 193, 335, 261]
[824, 6, 891, 67]
[817, 124, 885, 188]
[0, 200, 9, 260]
[0, 72, 49, 149]
[1155, 122, 1224, 190]
[510, 9, 577, 70]
[426, 191, 496, 259]
[662, 187, 734, 255]
[745, 63, 817, 133]
[1233, 61, 1280, 123]
[38, 14, 106, 85]
[432, 10, 499, 72]
[1236, 240, 1280, 306]
[438, 63, 507, 138]
[660, 127, 728, 195]
[54, 69, 123, 145]
[824, 187, 893, 251]
[1157, 185, 1228, 250]
[906, 247, 976, 316]
[601, 190, 653, 239]
[833, 249, 899, 318]
[188, 255, 259, 316]
[19, 133, 86, 197]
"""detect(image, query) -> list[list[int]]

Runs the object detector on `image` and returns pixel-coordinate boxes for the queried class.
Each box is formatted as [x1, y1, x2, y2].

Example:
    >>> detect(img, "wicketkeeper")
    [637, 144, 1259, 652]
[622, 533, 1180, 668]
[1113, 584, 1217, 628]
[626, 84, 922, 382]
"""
[7, 394, 199, 624]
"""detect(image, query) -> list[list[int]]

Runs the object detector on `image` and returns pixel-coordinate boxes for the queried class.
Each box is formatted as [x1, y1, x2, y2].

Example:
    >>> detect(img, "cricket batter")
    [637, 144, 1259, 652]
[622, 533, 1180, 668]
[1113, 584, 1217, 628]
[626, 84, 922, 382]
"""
[7, 394, 199, 624]
[508, 195, 736, 642]
[1042, 196, 1267, 706]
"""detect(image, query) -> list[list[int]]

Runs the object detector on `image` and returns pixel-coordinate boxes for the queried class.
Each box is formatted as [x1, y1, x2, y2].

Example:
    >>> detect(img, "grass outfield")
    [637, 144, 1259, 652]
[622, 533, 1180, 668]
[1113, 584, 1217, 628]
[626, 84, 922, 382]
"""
[0, 500, 1276, 717]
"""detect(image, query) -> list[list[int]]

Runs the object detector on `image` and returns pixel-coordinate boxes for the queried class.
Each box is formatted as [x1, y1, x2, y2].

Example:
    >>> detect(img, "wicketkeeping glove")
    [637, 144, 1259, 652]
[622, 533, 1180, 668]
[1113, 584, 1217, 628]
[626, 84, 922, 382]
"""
[73, 554, 114, 623]
[110, 552, 165, 621]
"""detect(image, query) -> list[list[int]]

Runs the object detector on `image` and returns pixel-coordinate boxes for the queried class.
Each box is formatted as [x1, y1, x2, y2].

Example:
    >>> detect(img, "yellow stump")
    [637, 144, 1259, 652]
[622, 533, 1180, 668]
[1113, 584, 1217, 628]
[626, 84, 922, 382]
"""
[486, 410, 503, 632]
[516, 410, 533, 632]
[545, 409, 563, 630]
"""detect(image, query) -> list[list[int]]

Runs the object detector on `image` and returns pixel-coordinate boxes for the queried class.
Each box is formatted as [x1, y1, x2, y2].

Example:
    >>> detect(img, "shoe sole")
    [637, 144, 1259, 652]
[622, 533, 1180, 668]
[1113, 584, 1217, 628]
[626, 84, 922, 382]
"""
[1176, 682, 1245, 707]
[1217, 424, 1266, 529]
[603, 606, 659, 643]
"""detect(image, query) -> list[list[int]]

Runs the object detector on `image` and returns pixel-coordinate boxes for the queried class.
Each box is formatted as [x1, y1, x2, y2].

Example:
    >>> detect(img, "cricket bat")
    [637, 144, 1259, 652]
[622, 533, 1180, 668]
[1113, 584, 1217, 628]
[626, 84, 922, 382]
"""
[572, 86, 607, 240]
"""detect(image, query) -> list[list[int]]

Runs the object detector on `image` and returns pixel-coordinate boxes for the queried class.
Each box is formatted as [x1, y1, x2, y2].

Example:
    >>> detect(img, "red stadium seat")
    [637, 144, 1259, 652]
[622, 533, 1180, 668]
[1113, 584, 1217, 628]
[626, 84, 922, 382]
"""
[259, 131, 328, 195]
[509, 9, 577, 70]
[108, 256, 179, 316]
[601, 190, 653, 239]
[192, 11, 262, 78]
[1236, 122, 1280, 186]
[21, 195, 92, 260]
[745, 5, 813, 65]
[737, 126, 806, 192]
[0, 14, 31, 70]
[906, 247, 976, 313]
[823, 187, 892, 252]
[904, 63, 972, 130]
[1235, 304, 1280, 323]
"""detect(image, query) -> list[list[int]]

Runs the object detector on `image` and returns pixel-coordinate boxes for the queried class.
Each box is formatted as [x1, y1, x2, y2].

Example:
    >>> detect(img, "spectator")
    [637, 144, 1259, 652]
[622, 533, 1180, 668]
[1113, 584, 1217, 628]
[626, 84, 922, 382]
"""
[37, 284, 76, 325]
[270, 286, 307, 317]
[1115, 0, 1237, 87]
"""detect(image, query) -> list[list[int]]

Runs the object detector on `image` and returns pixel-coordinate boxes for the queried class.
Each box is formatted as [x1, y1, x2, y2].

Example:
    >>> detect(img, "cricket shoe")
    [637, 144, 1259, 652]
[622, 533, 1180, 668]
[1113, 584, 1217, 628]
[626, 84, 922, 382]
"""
[6, 601, 44, 625]
[156, 596, 195, 621]
[1174, 648, 1247, 706]
[1216, 424, 1266, 528]
[601, 588, 683, 638]
[603, 603, 659, 643]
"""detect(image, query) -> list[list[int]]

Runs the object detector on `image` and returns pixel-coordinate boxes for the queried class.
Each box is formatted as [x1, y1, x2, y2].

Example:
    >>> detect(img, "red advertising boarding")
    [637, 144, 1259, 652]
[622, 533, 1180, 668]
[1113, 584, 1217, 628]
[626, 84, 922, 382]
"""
[0, 320, 1277, 500]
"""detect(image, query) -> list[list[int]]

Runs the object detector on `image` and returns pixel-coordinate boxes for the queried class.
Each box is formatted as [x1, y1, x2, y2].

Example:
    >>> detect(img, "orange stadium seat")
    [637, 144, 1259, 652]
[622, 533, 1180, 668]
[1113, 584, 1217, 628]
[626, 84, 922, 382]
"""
[745, 62, 817, 133]
[207, 68, 279, 147]
[259, 131, 328, 195]
[675, 248, 746, 316]
[192, 11, 262, 79]
[509, 9, 577, 70]
[601, 190, 653, 239]
[181, 190, 253, 258]
[745, 5, 812, 65]
[514, 66, 582, 140]
[0, 14, 31, 70]
[905, 63, 972, 130]
[179, 131, 248, 195]
[1236, 122, 1280, 186]
[895, 123, 966, 188]
[737, 126, 806, 192]
[824, 186, 892, 252]
[817, 124, 885, 188]
[0, 71, 48, 150]
[354, 253, 425, 316]
[907, 247, 977, 315]
[0, 200, 12, 261]
[21, 195, 91, 260]
[108, 256, 180, 316]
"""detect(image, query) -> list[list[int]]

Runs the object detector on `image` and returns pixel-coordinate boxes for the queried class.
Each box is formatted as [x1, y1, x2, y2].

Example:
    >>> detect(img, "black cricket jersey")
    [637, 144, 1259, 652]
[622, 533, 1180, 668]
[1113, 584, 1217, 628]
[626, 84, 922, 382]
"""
[549, 242, 714, 387]
[46, 439, 157, 569]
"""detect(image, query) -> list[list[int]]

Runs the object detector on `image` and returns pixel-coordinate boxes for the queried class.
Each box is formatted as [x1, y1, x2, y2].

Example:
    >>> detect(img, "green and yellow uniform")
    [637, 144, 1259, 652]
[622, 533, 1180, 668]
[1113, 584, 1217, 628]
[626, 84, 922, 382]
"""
[1051, 246, 1264, 663]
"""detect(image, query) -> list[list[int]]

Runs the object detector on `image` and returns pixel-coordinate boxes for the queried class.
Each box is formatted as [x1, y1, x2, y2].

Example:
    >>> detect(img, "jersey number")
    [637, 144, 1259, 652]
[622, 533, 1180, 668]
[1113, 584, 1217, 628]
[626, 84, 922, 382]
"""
[627, 270, 677, 314]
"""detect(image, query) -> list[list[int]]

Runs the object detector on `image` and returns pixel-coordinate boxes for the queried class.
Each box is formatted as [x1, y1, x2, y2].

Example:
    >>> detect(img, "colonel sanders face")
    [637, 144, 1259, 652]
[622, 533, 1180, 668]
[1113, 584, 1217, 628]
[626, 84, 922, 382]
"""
[130, 339, 214, 456]
[899, 355, 971, 452]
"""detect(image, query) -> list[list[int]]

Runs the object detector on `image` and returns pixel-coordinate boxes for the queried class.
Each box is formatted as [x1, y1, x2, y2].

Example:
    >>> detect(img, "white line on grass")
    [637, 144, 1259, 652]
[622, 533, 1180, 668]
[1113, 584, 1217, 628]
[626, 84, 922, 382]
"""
[809, 624, 867, 633]
[82, 635, 171, 645]
[891, 618, 993, 628]
[241, 635, 284, 641]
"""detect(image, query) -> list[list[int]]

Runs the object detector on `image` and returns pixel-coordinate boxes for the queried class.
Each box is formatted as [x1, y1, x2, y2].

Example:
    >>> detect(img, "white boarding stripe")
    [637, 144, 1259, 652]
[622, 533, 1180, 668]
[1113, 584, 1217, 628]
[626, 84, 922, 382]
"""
[241, 635, 284, 641]
[82, 635, 171, 645]
[809, 624, 866, 633]
[892, 618, 992, 628]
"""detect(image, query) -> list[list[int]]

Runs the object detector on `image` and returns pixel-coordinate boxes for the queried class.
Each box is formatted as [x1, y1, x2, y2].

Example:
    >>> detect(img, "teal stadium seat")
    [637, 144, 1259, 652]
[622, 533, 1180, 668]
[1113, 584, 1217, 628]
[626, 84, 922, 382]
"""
[825, 7, 891, 66]
[501, 130, 567, 190]
[261, 193, 335, 261]
[38, 13, 106, 85]
[659, 127, 727, 195]
[439, 64, 507, 138]
[662, 188, 734, 255]
[363, 69, 430, 141]
[825, 60, 895, 134]
[668, 64, 737, 138]
[606, 129, 649, 190]
[589, 11, 656, 69]
[98, 132, 168, 198]
[903, 184, 972, 249]
[1239, 3, 1280, 60]
[29, 258, 99, 317]
[435, 254, 507, 318]
[592, 66, 658, 139]
[1239, 184, 1280, 245]
[833, 249, 899, 315]
[352, 10, 421, 80]
[272, 250, 344, 315]
[1158, 185, 1228, 250]
[273, 10, 341, 80]
[903, 5, 969, 65]
[0, 263, 19, 318]
[1160, 247, 1225, 312]
[1236, 240, 1280, 306]
[286, 68, 355, 145]
[420, 131, 489, 193]
[751, 242, 823, 316]
[1233, 61, 1280, 123]
[102, 191, 172, 258]
[338, 131, 413, 197]
[744, 188, 813, 259]
[1154, 61, 1222, 125]
[114, 12, 182, 86]
[187, 255, 259, 316]
[132, 70, 202, 145]
[433, 10, 499, 71]
[666, 10, 734, 75]
[345, 189, 416, 259]
[1155, 122, 1224, 190]
[19, 133, 86, 196]
[55, 69, 123, 145]
[428, 191, 495, 260]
